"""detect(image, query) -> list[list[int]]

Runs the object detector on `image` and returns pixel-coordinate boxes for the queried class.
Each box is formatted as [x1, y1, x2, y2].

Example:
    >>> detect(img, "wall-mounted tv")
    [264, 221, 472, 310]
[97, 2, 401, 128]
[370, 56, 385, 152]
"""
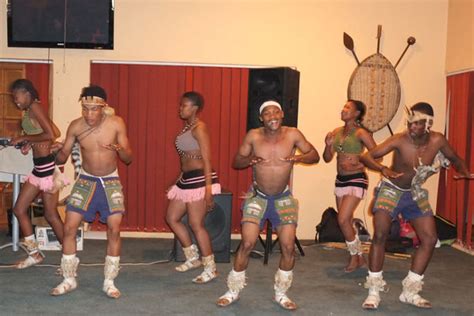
[7, 0, 114, 49]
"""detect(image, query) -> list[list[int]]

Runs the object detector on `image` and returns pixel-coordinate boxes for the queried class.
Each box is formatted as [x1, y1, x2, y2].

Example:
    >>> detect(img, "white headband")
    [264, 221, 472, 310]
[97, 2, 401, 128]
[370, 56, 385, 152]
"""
[259, 101, 282, 114]
[405, 108, 434, 132]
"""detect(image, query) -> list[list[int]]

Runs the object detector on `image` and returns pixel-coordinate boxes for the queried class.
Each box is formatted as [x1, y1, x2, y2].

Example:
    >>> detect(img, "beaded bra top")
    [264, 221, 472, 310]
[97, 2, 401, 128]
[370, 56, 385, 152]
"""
[21, 110, 43, 135]
[175, 120, 202, 160]
[332, 128, 363, 154]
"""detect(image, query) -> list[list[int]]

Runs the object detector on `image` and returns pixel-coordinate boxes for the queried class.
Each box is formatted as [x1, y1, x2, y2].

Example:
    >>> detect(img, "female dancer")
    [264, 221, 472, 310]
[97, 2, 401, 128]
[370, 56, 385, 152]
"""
[323, 100, 376, 272]
[166, 91, 221, 283]
[9, 79, 64, 268]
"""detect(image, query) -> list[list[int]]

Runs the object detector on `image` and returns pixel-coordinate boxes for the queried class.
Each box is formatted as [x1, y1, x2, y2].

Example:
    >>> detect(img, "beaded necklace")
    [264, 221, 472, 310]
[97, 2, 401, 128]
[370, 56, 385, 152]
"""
[175, 118, 202, 160]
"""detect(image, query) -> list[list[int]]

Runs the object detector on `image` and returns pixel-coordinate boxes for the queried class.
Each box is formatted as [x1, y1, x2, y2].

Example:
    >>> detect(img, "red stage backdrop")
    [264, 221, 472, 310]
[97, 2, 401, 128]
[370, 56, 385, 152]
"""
[25, 63, 50, 114]
[90, 63, 252, 232]
[436, 71, 474, 247]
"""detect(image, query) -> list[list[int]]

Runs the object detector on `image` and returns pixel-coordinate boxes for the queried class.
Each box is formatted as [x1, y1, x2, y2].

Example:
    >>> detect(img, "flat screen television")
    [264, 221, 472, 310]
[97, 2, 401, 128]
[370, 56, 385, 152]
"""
[7, 0, 114, 49]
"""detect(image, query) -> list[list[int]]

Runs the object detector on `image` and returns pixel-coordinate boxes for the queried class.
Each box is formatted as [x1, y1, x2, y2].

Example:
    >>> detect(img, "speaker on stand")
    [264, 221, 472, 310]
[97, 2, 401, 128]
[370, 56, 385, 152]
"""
[247, 67, 300, 131]
[173, 192, 233, 263]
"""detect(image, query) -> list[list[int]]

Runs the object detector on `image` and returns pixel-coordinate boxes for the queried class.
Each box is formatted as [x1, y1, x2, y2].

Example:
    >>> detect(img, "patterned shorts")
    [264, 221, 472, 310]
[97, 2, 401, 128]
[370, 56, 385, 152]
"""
[241, 187, 298, 229]
[372, 179, 433, 220]
[66, 172, 125, 223]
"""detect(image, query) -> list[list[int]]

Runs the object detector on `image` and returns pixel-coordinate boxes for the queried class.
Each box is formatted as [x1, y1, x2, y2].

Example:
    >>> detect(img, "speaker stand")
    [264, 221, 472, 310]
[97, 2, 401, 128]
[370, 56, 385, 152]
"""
[236, 220, 305, 265]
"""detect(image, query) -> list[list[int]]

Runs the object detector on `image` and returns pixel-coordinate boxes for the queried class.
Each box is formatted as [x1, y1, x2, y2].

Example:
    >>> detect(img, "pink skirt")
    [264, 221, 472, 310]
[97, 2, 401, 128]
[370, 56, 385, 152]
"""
[167, 169, 221, 203]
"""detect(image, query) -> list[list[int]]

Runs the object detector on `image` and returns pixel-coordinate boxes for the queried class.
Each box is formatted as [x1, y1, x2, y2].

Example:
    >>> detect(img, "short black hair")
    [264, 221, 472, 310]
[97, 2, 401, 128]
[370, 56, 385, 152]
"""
[348, 99, 366, 122]
[182, 91, 204, 109]
[80, 85, 107, 101]
[10, 79, 40, 101]
[411, 102, 434, 116]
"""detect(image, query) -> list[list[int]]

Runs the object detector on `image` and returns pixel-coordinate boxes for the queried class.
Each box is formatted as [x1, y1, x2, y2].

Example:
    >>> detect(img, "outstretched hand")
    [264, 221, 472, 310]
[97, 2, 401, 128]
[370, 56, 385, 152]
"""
[103, 143, 122, 152]
[279, 156, 300, 163]
[249, 156, 268, 166]
[50, 141, 64, 153]
[20, 143, 32, 155]
[9, 136, 26, 146]
[453, 173, 474, 180]
[382, 167, 404, 179]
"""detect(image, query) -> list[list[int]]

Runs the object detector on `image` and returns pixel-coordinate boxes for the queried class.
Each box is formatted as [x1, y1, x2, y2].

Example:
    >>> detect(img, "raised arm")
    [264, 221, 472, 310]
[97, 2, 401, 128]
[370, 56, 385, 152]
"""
[361, 135, 402, 178]
[113, 117, 133, 165]
[286, 128, 319, 164]
[323, 128, 338, 163]
[359, 128, 377, 151]
[232, 130, 263, 169]
[53, 121, 78, 165]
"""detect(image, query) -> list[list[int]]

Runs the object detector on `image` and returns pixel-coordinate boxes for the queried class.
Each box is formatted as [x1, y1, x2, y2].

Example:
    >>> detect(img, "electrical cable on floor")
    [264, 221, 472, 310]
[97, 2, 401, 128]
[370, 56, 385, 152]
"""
[0, 250, 174, 269]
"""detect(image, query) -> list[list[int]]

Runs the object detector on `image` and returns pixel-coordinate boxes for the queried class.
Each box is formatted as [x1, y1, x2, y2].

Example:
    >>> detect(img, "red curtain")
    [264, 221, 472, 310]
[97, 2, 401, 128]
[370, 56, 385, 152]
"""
[436, 71, 474, 247]
[25, 63, 50, 114]
[90, 63, 252, 232]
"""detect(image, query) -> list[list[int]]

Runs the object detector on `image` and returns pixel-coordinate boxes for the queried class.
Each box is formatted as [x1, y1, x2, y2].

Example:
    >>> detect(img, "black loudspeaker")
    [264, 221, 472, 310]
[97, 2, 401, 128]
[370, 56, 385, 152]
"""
[247, 67, 300, 131]
[173, 192, 232, 263]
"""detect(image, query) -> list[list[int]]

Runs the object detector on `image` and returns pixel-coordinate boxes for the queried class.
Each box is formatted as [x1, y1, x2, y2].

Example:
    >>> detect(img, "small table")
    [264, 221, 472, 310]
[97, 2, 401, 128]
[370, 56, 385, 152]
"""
[0, 147, 33, 252]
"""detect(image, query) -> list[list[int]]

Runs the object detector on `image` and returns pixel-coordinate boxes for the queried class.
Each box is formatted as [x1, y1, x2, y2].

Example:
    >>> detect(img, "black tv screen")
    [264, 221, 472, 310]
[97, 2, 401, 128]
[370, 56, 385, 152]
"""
[7, 0, 114, 49]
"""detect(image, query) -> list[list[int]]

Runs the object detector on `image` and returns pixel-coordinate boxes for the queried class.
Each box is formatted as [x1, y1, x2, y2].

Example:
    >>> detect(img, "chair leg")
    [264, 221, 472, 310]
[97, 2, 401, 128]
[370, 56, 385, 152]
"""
[295, 237, 305, 256]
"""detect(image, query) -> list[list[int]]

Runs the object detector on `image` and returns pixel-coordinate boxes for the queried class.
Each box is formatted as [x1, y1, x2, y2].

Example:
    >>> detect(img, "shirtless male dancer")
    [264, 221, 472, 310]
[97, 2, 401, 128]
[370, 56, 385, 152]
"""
[217, 100, 319, 310]
[360, 102, 474, 309]
[50, 85, 132, 298]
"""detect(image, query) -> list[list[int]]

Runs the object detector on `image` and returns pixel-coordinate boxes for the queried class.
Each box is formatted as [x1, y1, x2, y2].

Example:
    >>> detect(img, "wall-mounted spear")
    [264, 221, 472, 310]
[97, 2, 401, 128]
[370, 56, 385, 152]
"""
[343, 32, 360, 65]
[394, 36, 416, 69]
[376, 25, 382, 53]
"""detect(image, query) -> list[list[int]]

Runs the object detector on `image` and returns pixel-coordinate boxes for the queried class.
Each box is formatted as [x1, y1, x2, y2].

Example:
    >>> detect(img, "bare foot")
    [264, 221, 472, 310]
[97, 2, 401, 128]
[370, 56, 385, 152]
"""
[344, 254, 366, 273]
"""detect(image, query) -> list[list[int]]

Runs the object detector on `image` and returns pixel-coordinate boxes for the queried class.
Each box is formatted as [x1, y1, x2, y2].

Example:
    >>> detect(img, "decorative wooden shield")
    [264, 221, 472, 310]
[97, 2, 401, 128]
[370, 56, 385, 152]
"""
[347, 53, 401, 132]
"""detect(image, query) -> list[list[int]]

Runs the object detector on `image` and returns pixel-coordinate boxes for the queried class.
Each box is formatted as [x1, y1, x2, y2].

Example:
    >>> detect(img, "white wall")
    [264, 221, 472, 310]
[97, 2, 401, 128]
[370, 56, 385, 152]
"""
[446, 0, 474, 73]
[0, 0, 449, 238]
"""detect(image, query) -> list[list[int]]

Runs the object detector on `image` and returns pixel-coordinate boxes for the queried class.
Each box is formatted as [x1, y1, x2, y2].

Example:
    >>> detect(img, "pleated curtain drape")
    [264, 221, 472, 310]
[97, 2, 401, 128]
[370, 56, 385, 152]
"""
[90, 63, 252, 232]
[436, 71, 474, 248]
[25, 63, 50, 114]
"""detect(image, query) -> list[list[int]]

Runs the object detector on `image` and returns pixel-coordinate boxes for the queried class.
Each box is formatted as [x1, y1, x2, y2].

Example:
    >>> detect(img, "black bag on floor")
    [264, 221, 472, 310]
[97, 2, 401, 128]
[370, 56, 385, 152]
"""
[353, 218, 371, 242]
[315, 207, 345, 242]
[385, 218, 413, 252]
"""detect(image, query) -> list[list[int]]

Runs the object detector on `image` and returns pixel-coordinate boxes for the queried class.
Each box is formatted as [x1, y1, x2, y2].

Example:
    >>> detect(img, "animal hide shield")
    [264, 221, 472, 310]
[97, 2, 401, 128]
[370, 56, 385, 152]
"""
[347, 53, 401, 132]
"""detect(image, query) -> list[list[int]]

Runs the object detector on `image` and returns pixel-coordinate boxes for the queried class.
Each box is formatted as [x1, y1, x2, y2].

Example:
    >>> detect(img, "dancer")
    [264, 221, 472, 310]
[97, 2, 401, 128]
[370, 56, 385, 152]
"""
[360, 102, 474, 309]
[51, 85, 132, 298]
[323, 100, 376, 272]
[9, 79, 64, 269]
[166, 91, 221, 283]
[217, 100, 319, 310]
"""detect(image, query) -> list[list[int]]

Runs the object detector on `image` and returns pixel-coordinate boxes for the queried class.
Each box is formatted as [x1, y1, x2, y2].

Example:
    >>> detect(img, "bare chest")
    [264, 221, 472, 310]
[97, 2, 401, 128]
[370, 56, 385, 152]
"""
[397, 142, 440, 169]
[76, 123, 117, 151]
[253, 137, 295, 161]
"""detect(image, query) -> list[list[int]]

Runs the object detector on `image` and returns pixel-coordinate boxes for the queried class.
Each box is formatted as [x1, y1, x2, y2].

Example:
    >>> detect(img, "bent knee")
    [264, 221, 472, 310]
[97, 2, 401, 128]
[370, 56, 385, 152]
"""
[63, 225, 79, 237]
[188, 221, 205, 233]
[165, 214, 179, 227]
[372, 232, 388, 245]
[280, 244, 295, 257]
[239, 240, 256, 253]
[43, 211, 60, 223]
[420, 234, 438, 248]
[337, 216, 352, 229]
